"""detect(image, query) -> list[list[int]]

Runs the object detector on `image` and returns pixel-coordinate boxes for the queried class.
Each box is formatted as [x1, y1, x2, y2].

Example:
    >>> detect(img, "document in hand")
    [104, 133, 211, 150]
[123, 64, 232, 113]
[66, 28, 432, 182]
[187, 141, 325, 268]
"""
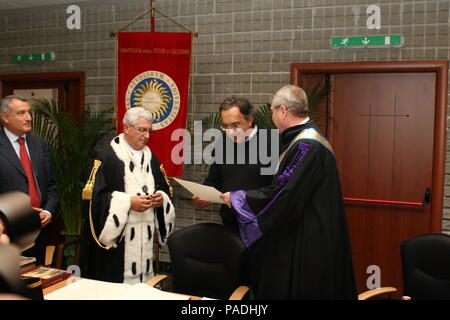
[172, 178, 225, 204]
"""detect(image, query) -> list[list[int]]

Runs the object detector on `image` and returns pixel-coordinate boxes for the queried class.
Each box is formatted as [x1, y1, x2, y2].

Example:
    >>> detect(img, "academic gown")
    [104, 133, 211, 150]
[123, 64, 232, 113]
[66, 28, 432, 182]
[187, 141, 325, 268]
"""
[79, 134, 175, 284]
[230, 121, 357, 300]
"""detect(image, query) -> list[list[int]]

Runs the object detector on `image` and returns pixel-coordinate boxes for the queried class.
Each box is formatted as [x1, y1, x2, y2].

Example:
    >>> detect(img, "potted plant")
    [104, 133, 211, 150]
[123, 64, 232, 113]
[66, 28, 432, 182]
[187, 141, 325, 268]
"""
[31, 98, 111, 236]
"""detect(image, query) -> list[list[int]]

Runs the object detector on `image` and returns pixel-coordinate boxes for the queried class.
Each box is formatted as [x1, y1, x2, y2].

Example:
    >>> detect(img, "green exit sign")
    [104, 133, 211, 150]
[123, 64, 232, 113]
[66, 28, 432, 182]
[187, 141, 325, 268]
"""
[12, 52, 56, 63]
[331, 35, 404, 49]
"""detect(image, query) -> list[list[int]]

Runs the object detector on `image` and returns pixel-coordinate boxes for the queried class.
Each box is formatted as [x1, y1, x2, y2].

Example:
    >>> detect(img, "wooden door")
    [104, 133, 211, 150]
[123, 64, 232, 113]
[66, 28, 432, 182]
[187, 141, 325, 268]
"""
[331, 72, 435, 295]
[291, 61, 448, 298]
[0, 72, 84, 122]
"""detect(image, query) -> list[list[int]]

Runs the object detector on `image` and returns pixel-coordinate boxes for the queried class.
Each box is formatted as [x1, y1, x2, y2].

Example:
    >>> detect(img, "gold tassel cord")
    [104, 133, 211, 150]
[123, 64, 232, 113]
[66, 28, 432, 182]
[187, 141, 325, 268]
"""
[82, 160, 110, 250]
[160, 164, 173, 198]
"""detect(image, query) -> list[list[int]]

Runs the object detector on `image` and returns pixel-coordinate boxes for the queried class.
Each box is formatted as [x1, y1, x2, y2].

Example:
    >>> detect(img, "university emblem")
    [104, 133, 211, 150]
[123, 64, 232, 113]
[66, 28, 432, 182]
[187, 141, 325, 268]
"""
[125, 71, 181, 130]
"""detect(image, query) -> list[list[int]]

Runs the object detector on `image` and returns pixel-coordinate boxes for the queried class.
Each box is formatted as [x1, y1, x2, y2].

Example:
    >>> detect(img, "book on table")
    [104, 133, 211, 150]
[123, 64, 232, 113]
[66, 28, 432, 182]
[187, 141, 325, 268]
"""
[19, 256, 36, 272]
[21, 266, 71, 289]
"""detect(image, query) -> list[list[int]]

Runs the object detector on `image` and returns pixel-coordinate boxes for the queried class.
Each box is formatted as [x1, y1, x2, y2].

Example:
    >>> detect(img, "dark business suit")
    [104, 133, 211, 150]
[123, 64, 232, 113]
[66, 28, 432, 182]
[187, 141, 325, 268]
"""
[0, 129, 58, 264]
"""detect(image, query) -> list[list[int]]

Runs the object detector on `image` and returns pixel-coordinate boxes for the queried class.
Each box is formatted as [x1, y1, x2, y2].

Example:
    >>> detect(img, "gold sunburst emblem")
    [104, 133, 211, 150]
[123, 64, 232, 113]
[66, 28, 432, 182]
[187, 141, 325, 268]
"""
[132, 79, 172, 122]
[126, 71, 180, 130]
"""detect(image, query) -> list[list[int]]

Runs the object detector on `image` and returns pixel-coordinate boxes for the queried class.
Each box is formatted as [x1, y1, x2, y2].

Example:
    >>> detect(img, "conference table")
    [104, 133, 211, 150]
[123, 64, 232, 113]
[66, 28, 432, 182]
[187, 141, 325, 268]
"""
[43, 277, 80, 296]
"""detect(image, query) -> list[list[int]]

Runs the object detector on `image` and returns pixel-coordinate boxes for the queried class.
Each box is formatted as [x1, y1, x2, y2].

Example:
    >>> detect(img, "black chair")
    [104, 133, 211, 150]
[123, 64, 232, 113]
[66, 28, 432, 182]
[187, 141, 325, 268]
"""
[401, 233, 450, 300]
[148, 223, 249, 300]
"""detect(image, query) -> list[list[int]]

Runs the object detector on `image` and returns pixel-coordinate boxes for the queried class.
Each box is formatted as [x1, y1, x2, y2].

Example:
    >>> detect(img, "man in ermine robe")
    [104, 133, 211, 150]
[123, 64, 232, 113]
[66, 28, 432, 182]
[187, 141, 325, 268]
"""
[80, 107, 175, 284]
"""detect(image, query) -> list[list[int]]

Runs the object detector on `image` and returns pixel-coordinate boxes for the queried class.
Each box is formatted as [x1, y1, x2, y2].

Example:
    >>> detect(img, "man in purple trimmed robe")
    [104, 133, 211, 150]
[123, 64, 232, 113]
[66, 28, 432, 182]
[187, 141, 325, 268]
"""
[222, 85, 357, 299]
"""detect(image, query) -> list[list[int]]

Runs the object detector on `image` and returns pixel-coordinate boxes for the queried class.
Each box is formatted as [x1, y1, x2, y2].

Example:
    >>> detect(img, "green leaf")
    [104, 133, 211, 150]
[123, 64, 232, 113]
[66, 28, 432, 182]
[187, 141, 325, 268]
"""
[255, 103, 276, 129]
[301, 74, 333, 124]
[202, 112, 222, 130]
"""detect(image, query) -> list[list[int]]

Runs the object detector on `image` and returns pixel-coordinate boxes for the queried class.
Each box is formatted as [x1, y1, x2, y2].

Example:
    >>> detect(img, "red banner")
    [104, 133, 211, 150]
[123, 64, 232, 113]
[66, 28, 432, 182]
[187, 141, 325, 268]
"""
[117, 32, 192, 177]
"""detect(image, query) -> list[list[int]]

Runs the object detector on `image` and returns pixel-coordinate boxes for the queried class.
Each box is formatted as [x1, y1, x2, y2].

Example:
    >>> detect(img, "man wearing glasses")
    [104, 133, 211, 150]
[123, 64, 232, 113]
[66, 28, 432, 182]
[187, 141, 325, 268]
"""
[80, 107, 175, 284]
[192, 96, 274, 234]
[221, 85, 356, 300]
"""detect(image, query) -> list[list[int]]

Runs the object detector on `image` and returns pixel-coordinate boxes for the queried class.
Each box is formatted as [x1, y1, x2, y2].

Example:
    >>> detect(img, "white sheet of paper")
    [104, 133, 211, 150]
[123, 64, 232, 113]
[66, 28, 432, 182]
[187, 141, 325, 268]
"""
[44, 278, 190, 300]
[45, 278, 126, 300]
[173, 178, 225, 204]
[109, 283, 189, 300]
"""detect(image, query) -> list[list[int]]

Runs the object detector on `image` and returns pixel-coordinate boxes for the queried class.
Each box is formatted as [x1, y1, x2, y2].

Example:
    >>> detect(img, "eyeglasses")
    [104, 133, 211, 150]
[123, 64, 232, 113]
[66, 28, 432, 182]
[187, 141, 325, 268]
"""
[271, 105, 282, 113]
[220, 122, 242, 131]
[131, 126, 153, 134]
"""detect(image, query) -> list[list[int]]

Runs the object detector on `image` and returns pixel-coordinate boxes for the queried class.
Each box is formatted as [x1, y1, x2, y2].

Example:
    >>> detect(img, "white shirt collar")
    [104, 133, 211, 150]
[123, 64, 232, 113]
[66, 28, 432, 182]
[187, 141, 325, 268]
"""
[297, 117, 310, 126]
[4, 127, 26, 143]
[247, 125, 258, 141]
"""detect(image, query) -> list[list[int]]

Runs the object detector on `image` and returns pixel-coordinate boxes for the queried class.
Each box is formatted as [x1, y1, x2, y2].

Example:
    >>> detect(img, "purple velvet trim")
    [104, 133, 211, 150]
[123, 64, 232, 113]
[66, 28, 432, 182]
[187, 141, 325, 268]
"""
[257, 142, 309, 217]
[230, 142, 310, 247]
[239, 219, 263, 248]
[230, 190, 262, 247]
[230, 190, 254, 223]
[276, 142, 310, 187]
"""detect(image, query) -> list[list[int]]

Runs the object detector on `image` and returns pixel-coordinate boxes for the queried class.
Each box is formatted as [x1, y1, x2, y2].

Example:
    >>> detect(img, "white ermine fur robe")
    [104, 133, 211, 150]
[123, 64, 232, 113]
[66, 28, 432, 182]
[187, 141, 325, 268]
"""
[97, 134, 175, 284]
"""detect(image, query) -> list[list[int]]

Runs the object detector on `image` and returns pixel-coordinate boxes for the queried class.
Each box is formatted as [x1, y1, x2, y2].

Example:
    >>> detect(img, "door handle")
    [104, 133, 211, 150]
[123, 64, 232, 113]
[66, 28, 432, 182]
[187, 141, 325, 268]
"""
[343, 197, 424, 206]
[423, 187, 431, 205]
[344, 188, 431, 207]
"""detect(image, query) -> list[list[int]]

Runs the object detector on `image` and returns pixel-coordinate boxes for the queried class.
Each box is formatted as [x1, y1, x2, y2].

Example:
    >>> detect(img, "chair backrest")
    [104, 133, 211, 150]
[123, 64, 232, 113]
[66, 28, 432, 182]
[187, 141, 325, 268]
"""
[401, 233, 450, 300]
[167, 223, 247, 299]
[54, 237, 80, 269]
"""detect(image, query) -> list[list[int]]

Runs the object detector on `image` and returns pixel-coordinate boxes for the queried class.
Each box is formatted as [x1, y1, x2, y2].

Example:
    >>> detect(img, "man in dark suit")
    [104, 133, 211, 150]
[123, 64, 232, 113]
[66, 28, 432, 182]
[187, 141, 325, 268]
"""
[0, 95, 58, 265]
[192, 96, 274, 234]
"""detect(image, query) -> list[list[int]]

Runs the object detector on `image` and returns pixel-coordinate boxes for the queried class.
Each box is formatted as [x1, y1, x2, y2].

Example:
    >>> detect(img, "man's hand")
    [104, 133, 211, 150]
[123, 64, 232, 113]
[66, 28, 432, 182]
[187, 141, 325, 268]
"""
[131, 195, 154, 212]
[149, 192, 163, 208]
[220, 192, 231, 208]
[131, 193, 164, 212]
[192, 196, 211, 208]
[33, 207, 52, 228]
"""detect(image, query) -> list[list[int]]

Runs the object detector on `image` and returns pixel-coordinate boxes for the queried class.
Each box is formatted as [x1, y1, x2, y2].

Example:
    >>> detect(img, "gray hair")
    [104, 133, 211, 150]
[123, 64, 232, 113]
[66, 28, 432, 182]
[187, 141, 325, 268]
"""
[271, 85, 309, 117]
[1, 95, 29, 114]
[123, 107, 153, 126]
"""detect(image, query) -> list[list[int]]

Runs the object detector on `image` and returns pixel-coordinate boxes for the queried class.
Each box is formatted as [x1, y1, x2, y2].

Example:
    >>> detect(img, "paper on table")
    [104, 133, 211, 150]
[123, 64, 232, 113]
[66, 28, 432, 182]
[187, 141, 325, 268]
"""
[44, 278, 190, 300]
[173, 178, 225, 204]
[45, 278, 126, 300]
[110, 283, 189, 300]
